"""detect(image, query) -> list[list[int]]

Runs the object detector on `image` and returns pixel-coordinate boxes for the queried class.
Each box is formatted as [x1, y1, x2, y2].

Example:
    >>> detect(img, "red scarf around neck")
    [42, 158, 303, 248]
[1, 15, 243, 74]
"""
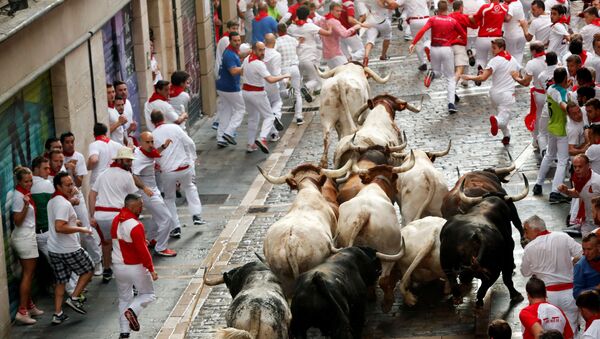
[537, 230, 551, 236]
[117, 207, 139, 222]
[15, 185, 36, 221]
[533, 51, 546, 58]
[49, 166, 60, 177]
[295, 19, 307, 26]
[325, 13, 335, 20]
[573, 168, 593, 224]
[108, 102, 115, 109]
[581, 50, 588, 65]
[248, 52, 260, 62]
[255, 10, 268, 22]
[226, 44, 239, 54]
[148, 91, 168, 103]
[592, 18, 600, 27]
[51, 189, 70, 200]
[585, 314, 600, 330]
[497, 50, 512, 61]
[154, 121, 165, 128]
[95, 135, 110, 143]
[552, 15, 570, 26]
[169, 85, 185, 98]
[139, 147, 161, 158]
[110, 161, 131, 172]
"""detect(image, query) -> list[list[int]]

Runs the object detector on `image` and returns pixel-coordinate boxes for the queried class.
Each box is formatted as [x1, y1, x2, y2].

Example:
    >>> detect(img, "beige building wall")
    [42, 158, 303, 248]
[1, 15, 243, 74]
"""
[221, 0, 238, 24]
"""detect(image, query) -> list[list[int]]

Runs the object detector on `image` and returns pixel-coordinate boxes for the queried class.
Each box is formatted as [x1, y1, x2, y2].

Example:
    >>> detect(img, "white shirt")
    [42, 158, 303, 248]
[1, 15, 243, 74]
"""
[92, 166, 137, 219]
[151, 55, 162, 85]
[88, 138, 122, 187]
[132, 147, 158, 188]
[288, 22, 322, 62]
[577, 171, 600, 225]
[242, 57, 271, 88]
[264, 47, 282, 93]
[47, 195, 81, 254]
[12, 190, 36, 230]
[528, 14, 552, 45]
[169, 91, 191, 129]
[525, 56, 548, 90]
[108, 107, 126, 145]
[144, 97, 180, 131]
[123, 99, 134, 132]
[581, 24, 600, 53]
[215, 36, 231, 74]
[549, 23, 570, 60]
[587, 145, 600, 174]
[521, 231, 582, 286]
[396, 0, 429, 18]
[153, 123, 196, 173]
[462, 0, 485, 37]
[64, 151, 88, 182]
[487, 55, 521, 95]
[567, 118, 585, 148]
[275, 34, 300, 67]
[504, 1, 525, 38]
[585, 53, 600, 83]
[583, 319, 600, 339]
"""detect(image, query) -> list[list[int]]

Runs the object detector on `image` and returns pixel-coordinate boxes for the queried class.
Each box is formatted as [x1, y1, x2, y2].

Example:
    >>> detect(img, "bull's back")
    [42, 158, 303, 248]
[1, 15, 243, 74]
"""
[226, 289, 291, 339]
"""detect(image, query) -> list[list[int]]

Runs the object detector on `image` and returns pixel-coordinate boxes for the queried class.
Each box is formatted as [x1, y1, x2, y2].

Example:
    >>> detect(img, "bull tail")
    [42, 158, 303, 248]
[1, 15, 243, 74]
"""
[215, 328, 254, 339]
[414, 172, 434, 221]
[312, 272, 350, 327]
[338, 81, 358, 134]
[347, 210, 370, 247]
[285, 233, 301, 279]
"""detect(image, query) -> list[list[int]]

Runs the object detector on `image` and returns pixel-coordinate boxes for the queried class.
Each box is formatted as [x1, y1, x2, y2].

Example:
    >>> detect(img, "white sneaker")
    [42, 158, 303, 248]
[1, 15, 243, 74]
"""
[94, 262, 103, 276]
[15, 311, 36, 325]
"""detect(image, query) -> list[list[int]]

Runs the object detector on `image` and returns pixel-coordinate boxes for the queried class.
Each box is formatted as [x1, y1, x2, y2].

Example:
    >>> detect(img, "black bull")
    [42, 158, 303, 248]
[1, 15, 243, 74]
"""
[440, 191, 526, 307]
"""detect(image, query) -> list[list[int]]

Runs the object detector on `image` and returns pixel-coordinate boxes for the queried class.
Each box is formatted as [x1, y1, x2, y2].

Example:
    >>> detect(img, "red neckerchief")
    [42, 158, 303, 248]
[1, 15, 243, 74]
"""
[110, 161, 131, 172]
[222, 31, 230, 38]
[537, 230, 551, 236]
[154, 121, 165, 128]
[592, 18, 600, 27]
[226, 44, 238, 54]
[63, 149, 74, 157]
[49, 167, 59, 177]
[139, 147, 161, 158]
[533, 51, 546, 58]
[51, 190, 70, 200]
[255, 10, 268, 21]
[573, 168, 593, 224]
[95, 135, 110, 143]
[148, 91, 168, 103]
[248, 52, 260, 62]
[581, 50, 588, 65]
[325, 13, 335, 20]
[15, 185, 36, 221]
[552, 15, 569, 26]
[108, 102, 115, 109]
[294, 19, 306, 26]
[585, 314, 600, 330]
[117, 207, 139, 222]
[169, 85, 185, 98]
[497, 50, 512, 61]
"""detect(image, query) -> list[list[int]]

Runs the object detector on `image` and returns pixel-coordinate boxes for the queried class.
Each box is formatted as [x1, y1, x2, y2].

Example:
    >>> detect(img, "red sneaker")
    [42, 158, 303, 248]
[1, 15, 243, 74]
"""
[124, 308, 140, 331]
[502, 136, 511, 145]
[490, 116, 499, 136]
[147, 239, 157, 249]
[155, 248, 177, 257]
[424, 46, 431, 62]
[424, 70, 434, 88]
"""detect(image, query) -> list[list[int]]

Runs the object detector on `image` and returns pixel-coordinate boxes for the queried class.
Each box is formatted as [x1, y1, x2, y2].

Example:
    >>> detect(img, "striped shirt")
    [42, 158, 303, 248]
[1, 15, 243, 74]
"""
[275, 34, 299, 67]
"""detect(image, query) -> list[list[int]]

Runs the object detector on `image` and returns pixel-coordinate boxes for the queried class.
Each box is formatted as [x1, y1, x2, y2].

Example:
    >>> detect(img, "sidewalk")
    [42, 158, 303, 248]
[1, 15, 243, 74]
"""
[9, 106, 303, 338]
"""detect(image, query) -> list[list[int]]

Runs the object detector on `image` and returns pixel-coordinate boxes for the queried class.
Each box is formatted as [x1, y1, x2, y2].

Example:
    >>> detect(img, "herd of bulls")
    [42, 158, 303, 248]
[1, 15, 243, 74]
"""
[203, 63, 530, 339]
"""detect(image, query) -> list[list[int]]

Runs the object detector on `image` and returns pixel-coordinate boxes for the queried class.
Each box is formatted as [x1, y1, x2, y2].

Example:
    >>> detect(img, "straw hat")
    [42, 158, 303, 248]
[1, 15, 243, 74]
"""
[113, 147, 135, 160]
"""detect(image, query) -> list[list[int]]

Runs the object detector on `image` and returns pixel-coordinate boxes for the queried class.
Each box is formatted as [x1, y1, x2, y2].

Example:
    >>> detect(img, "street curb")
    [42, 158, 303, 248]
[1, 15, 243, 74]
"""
[155, 112, 316, 339]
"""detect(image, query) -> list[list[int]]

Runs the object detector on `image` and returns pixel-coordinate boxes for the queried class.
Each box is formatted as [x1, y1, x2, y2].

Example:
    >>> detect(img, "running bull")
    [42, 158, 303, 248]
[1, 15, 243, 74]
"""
[440, 175, 529, 307]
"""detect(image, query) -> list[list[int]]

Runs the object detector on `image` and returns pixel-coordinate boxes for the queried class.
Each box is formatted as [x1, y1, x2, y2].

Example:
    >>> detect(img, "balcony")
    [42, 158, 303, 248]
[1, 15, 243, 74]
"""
[0, 0, 64, 43]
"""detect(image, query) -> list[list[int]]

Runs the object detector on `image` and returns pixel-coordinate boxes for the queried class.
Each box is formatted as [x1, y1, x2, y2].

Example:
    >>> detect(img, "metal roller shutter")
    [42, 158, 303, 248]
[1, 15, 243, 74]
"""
[181, 0, 203, 123]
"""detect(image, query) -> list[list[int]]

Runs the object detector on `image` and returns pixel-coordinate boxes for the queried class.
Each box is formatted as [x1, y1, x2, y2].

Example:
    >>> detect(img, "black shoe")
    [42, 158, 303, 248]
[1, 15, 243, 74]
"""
[532, 184, 542, 196]
[475, 66, 483, 86]
[193, 215, 207, 225]
[52, 312, 69, 325]
[169, 227, 181, 238]
[119, 334, 130, 339]
[255, 138, 270, 154]
[274, 117, 284, 131]
[65, 297, 86, 314]
[397, 18, 403, 30]
[296, 118, 304, 125]
[217, 141, 228, 148]
[124, 308, 140, 332]
[467, 49, 475, 67]
[300, 87, 313, 103]
[223, 133, 237, 145]
[102, 268, 113, 284]
[175, 189, 182, 198]
[448, 103, 457, 114]
[564, 226, 583, 238]
[549, 192, 571, 204]
[455, 94, 460, 103]
[418, 63, 427, 71]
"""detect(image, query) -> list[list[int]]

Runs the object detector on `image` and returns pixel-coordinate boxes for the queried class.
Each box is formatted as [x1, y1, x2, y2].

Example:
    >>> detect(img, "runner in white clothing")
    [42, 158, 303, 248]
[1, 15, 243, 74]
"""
[144, 80, 188, 131]
[361, 0, 400, 65]
[114, 81, 137, 139]
[264, 34, 285, 141]
[526, 1, 553, 45]
[397, 0, 432, 71]
[504, 0, 528, 66]
[548, 4, 571, 60]
[107, 84, 126, 145]
[168, 70, 192, 132]
[577, 290, 600, 339]
[87, 123, 123, 188]
[581, 7, 600, 53]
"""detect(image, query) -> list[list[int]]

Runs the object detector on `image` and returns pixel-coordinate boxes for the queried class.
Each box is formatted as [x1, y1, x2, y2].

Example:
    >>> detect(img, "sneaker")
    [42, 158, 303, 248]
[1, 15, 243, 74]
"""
[147, 239, 157, 249]
[93, 262, 103, 276]
[489, 116, 499, 136]
[217, 140, 228, 148]
[467, 49, 475, 67]
[28, 305, 44, 317]
[269, 133, 281, 142]
[246, 144, 258, 153]
[362, 56, 369, 67]
[564, 228, 583, 238]
[124, 308, 140, 332]
[51, 312, 69, 325]
[404, 33, 411, 41]
[133, 285, 138, 296]
[255, 138, 270, 153]
[397, 18, 404, 31]
[65, 297, 86, 314]
[193, 215, 207, 225]
[448, 103, 457, 114]
[155, 248, 178, 257]
[424, 70, 434, 88]
[502, 136, 510, 145]
[379, 55, 390, 61]
[475, 66, 483, 86]
[296, 118, 304, 125]
[211, 122, 219, 130]
[169, 227, 181, 238]
[119, 333, 131, 338]
[15, 311, 36, 325]
[455, 94, 460, 103]
[274, 117, 284, 131]
[532, 184, 542, 196]
[418, 63, 427, 71]
[300, 87, 313, 103]
[102, 268, 113, 283]
[223, 133, 237, 145]
[549, 192, 572, 204]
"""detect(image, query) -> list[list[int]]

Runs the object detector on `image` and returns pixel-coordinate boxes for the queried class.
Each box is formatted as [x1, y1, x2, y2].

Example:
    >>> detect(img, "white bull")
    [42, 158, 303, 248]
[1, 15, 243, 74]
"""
[397, 216, 448, 306]
[316, 63, 390, 167]
[334, 162, 414, 313]
[258, 162, 350, 296]
[395, 142, 451, 226]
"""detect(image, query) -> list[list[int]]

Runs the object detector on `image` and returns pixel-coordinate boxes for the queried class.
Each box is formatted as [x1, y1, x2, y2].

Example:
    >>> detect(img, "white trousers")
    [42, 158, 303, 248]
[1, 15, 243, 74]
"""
[113, 263, 156, 334]
[490, 91, 516, 137]
[431, 46, 456, 105]
[73, 192, 101, 264]
[141, 187, 174, 252]
[282, 65, 303, 118]
[505, 35, 526, 66]
[365, 18, 392, 44]
[325, 55, 348, 70]
[95, 212, 118, 243]
[536, 134, 569, 192]
[243, 90, 274, 145]
[410, 18, 430, 65]
[299, 58, 321, 92]
[216, 90, 245, 141]
[267, 83, 283, 136]
[547, 289, 579, 335]
[475, 37, 496, 69]
[161, 166, 202, 228]
[341, 35, 365, 61]
[533, 92, 549, 152]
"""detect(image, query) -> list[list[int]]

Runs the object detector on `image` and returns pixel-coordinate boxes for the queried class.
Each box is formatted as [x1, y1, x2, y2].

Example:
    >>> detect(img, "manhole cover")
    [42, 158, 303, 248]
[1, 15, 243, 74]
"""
[198, 194, 229, 205]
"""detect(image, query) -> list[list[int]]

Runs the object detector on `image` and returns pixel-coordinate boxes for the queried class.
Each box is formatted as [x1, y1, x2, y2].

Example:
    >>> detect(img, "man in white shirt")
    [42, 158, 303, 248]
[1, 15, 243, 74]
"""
[581, 7, 600, 53]
[110, 96, 128, 145]
[87, 123, 123, 188]
[144, 80, 188, 131]
[504, 0, 528, 66]
[114, 81, 138, 137]
[238, 0, 255, 43]
[560, 154, 600, 236]
[397, 0, 431, 71]
[168, 70, 192, 132]
[526, 1, 552, 45]
[585, 36, 600, 83]
[521, 214, 582, 335]
[31, 156, 54, 257]
[151, 110, 206, 238]
[264, 34, 285, 142]
[47, 172, 94, 324]
[214, 20, 241, 75]
[548, 4, 571, 61]
[577, 290, 600, 338]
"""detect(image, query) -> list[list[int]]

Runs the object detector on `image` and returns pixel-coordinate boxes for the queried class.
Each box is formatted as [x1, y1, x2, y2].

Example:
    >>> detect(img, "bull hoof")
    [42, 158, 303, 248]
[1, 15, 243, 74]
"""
[403, 292, 418, 307]
[510, 293, 524, 304]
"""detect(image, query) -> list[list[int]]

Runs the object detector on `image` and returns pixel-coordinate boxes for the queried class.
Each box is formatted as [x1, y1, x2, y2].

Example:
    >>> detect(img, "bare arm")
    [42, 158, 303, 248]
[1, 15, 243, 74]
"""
[133, 174, 154, 197]
[229, 66, 243, 76]
[265, 74, 290, 84]
[13, 198, 30, 226]
[462, 68, 493, 82]
[511, 71, 533, 86]
[87, 154, 99, 170]
[55, 219, 91, 234]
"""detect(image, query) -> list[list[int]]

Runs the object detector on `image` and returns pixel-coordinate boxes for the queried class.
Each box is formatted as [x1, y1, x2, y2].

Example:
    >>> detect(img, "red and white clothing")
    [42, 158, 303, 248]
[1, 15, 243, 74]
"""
[123, 99, 135, 133]
[473, 2, 508, 68]
[87, 136, 122, 187]
[144, 92, 180, 131]
[168, 86, 190, 131]
[583, 318, 600, 338]
[525, 54, 549, 151]
[398, 0, 431, 65]
[549, 19, 570, 60]
[276, 33, 304, 119]
[111, 207, 156, 335]
[462, 0, 485, 48]
[339, 0, 365, 62]
[242, 54, 276, 146]
[504, 0, 527, 65]
[545, 0, 569, 13]
[520, 302, 574, 339]
[320, 14, 358, 68]
[486, 52, 521, 137]
[264, 47, 283, 136]
[529, 14, 552, 45]
[109, 106, 126, 145]
[288, 21, 323, 92]
[11, 188, 38, 259]
[521, 231, 583, 333]
[581, 22, 600, 53]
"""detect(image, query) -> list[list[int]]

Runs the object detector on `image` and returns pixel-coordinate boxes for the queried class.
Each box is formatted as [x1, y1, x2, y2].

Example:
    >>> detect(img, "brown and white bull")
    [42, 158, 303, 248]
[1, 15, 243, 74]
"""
[335, 162, 414, 312]
[316, 63, 391, 167]
[258, 161, 350, 296]
[332, 93, 420, 169]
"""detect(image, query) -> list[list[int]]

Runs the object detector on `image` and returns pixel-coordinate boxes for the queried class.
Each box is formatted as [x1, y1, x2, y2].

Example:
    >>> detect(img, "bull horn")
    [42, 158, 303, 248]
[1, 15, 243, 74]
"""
[458, 179, 483, 205]
[355, 102, 369, 118]
[203, 271, 225, 286]
[254, 252, 267, 264]
[336, 170, 351, 184]
[315, 64, 336, 78]
[376, 236, 405, 261]
[257, 166, 292, 185]
[426, 139, 452, 159]
[329, 240, 343, 254]
[363, 66, 390, 84]
[390, 152, 407, 158]
[505, 173, 529, 202]
[405, 96, 423, 113]
[351, 162, 369, 175]
[392, 150, 415, 173]
[387, 138, 408, 152]
[321, 160, 352, 178]
[494, 162, 516, 175]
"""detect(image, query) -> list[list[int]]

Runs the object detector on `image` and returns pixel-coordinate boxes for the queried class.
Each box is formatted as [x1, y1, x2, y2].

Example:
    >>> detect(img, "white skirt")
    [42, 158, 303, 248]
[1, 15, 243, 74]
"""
[11, 230, 39, 259]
